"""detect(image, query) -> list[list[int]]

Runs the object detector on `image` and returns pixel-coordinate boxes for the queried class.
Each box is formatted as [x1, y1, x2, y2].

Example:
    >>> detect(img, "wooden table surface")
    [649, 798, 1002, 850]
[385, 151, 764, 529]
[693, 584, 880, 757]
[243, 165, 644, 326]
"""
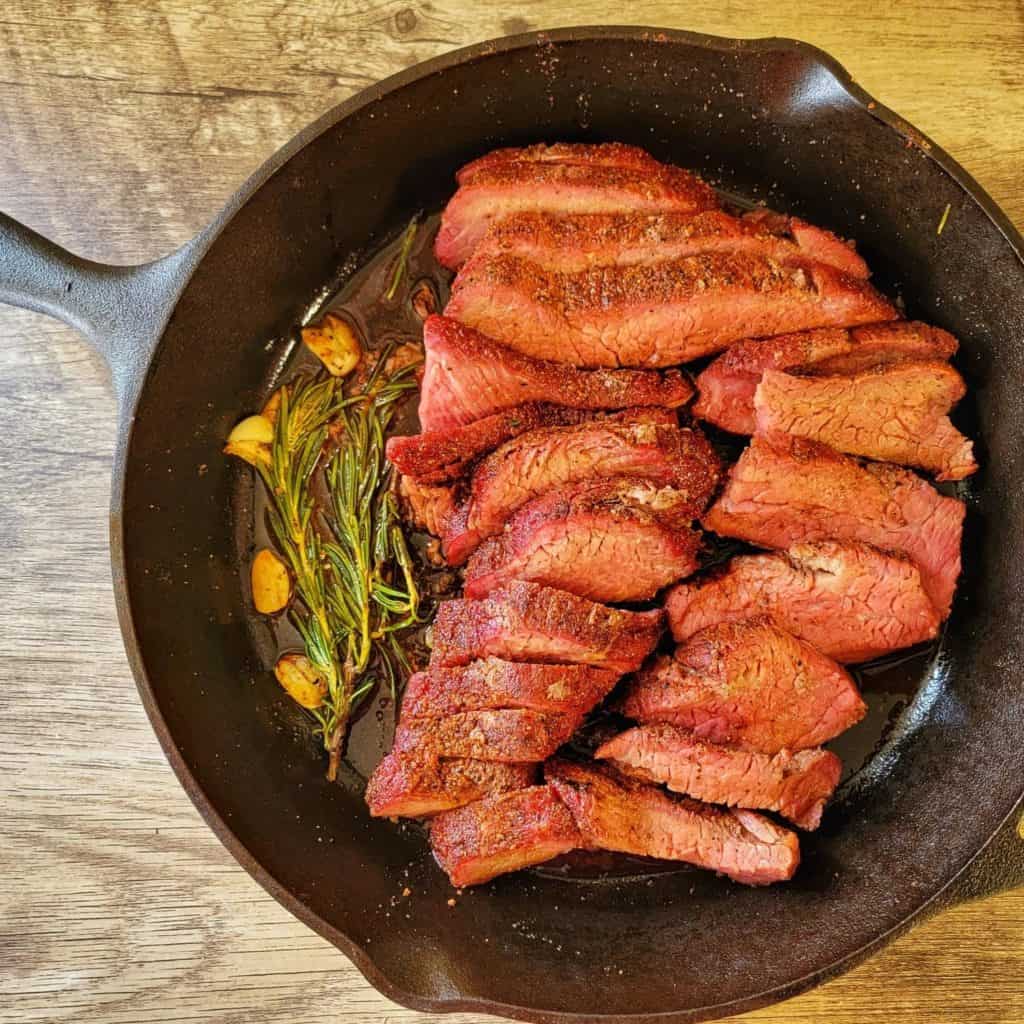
[1, 2, 1022, 1022]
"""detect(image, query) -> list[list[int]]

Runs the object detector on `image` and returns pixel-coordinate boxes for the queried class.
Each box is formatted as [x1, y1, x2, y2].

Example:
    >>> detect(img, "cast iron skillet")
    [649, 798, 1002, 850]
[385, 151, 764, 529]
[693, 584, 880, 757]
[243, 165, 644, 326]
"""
[1, 26, 1022, 1023]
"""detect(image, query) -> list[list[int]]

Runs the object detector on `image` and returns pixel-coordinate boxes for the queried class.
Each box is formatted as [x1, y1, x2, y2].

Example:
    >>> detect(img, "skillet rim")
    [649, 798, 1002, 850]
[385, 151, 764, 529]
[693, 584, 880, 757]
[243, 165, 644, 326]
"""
[108, 25, 1024, 1023]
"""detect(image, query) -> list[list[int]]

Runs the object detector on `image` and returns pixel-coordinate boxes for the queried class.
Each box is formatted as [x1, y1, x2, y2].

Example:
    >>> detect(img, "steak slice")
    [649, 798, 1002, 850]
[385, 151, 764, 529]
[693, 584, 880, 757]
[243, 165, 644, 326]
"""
[430, 785, 582, 887]
[693, 321, 959, 434]
[430, 581, 663, 674]
[740, 208, 869, 280]
[703, 435, 965, 617]
[546, 759, 800, 885]
[443, 418, 719, 564]
[666, 541, 940, 663]
[365, 750, 535, 818]
[395, 708, 579, 763]
[397, 474, 458, 537]
[444, 253, 897, 368]
[621, 618, 865, 750]
[754, 361, 977, 481]
[456, 142, 664, 184]
[463, 479, 702, 602]
[419, 315, 693, 433]
[401, 659, 619, 719]
[470, 209, 868, 277]
[387, 403, 677, 484]
[596, 724, 842, 830]
[435, 156, 718, 269]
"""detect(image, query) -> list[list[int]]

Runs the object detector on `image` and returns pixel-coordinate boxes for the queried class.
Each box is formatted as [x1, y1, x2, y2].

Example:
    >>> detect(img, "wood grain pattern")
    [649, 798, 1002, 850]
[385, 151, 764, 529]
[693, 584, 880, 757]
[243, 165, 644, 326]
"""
[0, 2, 1022, 1022]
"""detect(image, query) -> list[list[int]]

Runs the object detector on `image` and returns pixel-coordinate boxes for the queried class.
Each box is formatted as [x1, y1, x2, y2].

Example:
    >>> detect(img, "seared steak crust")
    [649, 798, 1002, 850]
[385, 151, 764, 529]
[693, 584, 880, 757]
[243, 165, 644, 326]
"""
[463, 478, 702, 602]
[703, 436, 964, 616]
[387, 403, 677, 484]
[430, 581, 663, 675]
[401, 659, 618, 719]
[754, 361, 977, 480]
[443, 418, 719, 564]
[596, 723, 842, 830]
[430, 784, 582, 887]
[666, 541, 941, 663]
[546, 759, 800, 885]
[418, 315, 692, 433]
[395, 708, 579, 763]
[471, 209, 868, 277]
[456, 142, 664, 184]
[445, 252, 897, 368]
[436, 153, 718, 269]
[694, 321, 959, 434]
[365, 750, 535, 818]
[621, 618, 865, 751]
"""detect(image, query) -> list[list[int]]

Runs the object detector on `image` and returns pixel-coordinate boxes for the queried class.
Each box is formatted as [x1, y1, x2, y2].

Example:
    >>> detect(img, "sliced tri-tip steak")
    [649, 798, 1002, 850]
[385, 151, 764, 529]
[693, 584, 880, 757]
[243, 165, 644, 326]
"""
[621, 618, 865, 750]
[754, 361, 977, 481]
[394, 708, 579, 763]
[401, 659, 619, 719]
[455, 142, 664, 185]
[435, 149, 718, 269]
[693, 320, 959, 434]
[430, 581, 663, 675]
[444, 252, 897, 369]
[666, 541, 940, 663]
[546, 758, 800, 885]
[397, 474, 458, 538]
[703, 436, 965, 617]
[469, 208, 868, 278]
[463, 479, 702, 602]
[595, 724, 842, 830]
[430, 784, 582, 887]
[442, 417, 719, 564]
[365, 750, 536, 818]
[387, 403, 677, 484]
[418, 315, 693, 433]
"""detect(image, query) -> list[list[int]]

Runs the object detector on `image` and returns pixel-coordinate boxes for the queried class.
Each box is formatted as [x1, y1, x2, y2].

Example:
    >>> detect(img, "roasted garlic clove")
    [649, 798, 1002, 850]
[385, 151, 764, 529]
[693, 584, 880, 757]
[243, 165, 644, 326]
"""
[224, 414, 274, 467]
[274, 653, 327, 709]
[251, 548, 291, 614]
[228, 414, 274, 443]
[302, 313, 362, 377]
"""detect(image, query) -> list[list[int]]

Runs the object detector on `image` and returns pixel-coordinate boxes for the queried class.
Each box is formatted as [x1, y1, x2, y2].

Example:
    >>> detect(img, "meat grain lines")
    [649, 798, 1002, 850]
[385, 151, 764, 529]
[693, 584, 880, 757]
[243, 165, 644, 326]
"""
[369, 141, 973, 888]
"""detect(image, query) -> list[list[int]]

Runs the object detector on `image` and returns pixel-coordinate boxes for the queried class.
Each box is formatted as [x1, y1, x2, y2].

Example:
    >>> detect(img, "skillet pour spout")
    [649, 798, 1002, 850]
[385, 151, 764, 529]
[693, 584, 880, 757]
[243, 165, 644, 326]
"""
[0, 25, 1022, 1024]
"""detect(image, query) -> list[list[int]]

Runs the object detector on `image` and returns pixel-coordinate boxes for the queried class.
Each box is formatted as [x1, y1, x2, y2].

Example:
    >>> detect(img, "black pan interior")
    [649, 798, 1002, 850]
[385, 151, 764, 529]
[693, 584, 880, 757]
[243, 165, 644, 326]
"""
[117, 30, 1024, 1022]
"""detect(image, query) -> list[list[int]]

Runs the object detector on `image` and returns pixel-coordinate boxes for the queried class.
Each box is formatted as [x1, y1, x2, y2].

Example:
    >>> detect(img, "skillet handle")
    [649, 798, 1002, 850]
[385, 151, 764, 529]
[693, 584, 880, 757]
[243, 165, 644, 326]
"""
[0, 212, 199, 408]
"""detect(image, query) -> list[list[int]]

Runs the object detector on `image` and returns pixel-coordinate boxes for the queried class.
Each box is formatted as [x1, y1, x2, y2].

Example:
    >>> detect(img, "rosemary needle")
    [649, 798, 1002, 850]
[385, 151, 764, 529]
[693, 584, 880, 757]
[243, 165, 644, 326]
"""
[384, 215, 420, 301]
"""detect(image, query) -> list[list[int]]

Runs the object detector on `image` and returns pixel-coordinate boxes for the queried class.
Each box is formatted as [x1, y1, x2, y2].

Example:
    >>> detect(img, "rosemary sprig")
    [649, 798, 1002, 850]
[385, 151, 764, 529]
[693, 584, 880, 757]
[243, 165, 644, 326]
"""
[384, 215, 420, 301]
[321, 352, 420, 775]
[256, 351, 420, 780]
